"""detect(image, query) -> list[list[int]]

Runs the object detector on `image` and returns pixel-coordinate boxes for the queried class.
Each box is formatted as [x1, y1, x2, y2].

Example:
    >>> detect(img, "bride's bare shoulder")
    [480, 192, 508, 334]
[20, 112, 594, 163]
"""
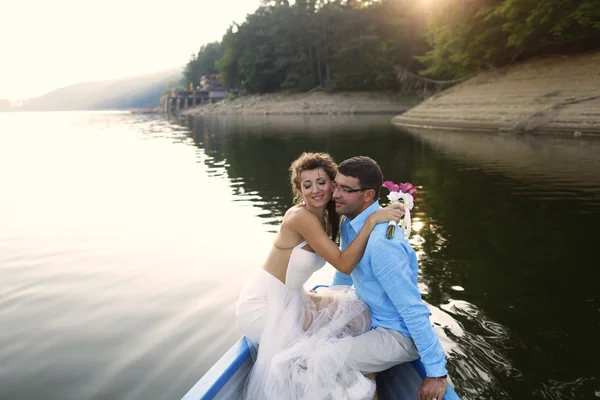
[284, 204, 306, 217]
[283, 204, 312, 221]
[283, 204, 315, 224]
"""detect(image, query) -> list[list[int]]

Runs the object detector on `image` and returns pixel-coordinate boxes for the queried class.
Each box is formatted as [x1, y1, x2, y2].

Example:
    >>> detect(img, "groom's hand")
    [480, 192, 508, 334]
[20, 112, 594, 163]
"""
[417, 377, 447, 400]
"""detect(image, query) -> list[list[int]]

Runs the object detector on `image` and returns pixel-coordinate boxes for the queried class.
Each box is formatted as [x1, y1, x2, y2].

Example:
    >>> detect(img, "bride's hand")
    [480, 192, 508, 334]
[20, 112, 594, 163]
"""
[369, 204, 405, 225]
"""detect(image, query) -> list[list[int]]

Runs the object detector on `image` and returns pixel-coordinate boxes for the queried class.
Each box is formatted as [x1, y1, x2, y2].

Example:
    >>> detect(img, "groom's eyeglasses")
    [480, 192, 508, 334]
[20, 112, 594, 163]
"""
[332, 181, 370, 194]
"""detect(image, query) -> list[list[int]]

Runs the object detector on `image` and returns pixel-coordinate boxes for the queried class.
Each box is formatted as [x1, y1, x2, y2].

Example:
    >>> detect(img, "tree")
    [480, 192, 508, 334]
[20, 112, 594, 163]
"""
[183, 42, 225, 87]
[196, 0, 600, 90]
[418, 0, 600, 78]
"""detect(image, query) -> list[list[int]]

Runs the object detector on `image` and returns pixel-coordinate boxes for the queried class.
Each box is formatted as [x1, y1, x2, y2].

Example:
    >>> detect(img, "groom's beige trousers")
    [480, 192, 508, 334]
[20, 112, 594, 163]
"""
[348, 327, 420, 373]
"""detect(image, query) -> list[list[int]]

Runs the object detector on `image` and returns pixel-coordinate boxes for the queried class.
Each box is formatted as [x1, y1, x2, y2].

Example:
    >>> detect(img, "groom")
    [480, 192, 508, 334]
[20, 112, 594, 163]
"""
[331, 156, 448, 400]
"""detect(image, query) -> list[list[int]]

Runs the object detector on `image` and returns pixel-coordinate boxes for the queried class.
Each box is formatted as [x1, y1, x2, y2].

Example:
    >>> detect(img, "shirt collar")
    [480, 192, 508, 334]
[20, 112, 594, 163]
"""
[345, 201, 381, 234]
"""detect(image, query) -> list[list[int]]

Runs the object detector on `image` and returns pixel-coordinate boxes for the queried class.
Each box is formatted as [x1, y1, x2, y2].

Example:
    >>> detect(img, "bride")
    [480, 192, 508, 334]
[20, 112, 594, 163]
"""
[236, 152, 403, 400]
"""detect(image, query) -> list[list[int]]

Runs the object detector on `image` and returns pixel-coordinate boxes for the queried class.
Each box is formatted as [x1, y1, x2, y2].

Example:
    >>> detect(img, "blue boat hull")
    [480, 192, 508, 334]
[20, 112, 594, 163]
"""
[182, 336, 461, 400]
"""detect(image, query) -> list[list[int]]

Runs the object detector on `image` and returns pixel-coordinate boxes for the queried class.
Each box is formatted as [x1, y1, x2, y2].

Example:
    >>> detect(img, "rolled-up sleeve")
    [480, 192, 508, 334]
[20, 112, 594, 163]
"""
[371, 238, 447, 377]
[331, 271, 353, 287]
[332, 224, 354, 287]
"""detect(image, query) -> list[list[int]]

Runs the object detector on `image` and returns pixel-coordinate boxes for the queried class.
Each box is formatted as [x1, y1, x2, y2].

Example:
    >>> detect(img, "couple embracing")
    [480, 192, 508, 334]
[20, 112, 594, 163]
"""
[236, 153, 448, 400]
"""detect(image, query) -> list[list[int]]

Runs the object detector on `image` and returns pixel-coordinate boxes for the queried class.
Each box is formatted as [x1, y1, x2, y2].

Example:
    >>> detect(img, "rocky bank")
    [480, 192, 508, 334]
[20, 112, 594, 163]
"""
[392, 52, 600, 136]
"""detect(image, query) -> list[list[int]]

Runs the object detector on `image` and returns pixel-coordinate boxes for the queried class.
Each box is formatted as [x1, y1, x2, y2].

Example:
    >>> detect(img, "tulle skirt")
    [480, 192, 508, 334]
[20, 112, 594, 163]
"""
[239, 271, 376, 400]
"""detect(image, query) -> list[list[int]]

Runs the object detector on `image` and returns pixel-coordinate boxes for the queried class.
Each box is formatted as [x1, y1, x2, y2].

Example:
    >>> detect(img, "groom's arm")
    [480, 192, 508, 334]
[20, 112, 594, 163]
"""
[331, 270, 353, 287]
[371, 238, 447, 378]
[331, 230, 353, 287]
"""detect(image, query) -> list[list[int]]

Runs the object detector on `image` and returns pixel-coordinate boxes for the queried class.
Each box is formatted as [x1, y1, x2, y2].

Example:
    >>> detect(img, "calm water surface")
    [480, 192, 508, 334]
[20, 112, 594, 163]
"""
[0, 111, 599, 400]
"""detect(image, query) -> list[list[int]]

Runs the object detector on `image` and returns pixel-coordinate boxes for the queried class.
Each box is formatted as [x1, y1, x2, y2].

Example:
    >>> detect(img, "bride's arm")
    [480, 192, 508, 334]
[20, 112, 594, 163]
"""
[286, 205, 403, 275]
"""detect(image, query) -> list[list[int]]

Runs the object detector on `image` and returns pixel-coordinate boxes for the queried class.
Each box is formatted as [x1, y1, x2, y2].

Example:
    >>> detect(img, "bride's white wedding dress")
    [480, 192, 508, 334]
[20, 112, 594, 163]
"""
[236, 241, 376, 400]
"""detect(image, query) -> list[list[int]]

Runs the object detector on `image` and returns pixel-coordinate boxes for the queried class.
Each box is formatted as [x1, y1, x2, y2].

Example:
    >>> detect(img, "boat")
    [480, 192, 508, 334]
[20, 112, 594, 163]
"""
[182, 286, 462, 400]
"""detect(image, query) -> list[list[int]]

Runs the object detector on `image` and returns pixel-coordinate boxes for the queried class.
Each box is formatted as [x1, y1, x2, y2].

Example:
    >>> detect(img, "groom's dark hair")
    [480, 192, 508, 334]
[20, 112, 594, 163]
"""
[338, 156, 383, 199]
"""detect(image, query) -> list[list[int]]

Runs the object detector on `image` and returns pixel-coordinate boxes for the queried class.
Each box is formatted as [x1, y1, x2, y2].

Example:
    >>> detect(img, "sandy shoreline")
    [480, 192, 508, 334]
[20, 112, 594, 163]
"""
[180, 91, 419, 117]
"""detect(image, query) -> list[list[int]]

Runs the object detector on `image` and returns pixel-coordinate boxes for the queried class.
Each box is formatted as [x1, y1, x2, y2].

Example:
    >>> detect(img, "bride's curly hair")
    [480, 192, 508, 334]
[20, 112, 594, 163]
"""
[289, 152, 340, 242]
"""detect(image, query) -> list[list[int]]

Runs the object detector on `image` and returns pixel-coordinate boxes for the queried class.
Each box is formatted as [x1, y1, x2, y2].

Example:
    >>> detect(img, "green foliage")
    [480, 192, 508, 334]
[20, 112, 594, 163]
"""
[187, 0, 600, 89]
[213, 0, 428, 93]
[419, 0, 600, 78]
[183, 42, 225, 87]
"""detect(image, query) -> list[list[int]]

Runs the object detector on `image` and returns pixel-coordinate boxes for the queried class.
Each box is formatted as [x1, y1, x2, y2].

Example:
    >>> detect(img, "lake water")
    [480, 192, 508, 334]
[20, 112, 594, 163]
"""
[0, 111, 599, 400]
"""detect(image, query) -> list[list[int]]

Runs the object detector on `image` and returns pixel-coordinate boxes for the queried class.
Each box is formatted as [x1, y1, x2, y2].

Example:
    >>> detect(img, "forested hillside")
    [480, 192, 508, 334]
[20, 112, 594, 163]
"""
[184, 0, 599, 93]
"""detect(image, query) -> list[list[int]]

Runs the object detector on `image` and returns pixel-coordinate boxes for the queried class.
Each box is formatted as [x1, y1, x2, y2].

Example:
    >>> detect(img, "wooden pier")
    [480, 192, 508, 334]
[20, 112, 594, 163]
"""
[164, 75, 227, 114]
[163, 89, 226, 114]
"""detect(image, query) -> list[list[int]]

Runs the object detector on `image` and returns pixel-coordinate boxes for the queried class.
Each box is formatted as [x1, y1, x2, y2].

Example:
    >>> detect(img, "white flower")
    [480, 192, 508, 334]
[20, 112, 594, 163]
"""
[387, 191, 402, 203]
[387, 191, 413, 210]
[402, 193, 414, 210]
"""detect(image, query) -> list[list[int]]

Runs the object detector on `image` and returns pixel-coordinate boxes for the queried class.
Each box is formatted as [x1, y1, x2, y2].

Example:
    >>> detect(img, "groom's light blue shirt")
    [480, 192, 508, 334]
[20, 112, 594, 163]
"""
[332, 201, 447, 377]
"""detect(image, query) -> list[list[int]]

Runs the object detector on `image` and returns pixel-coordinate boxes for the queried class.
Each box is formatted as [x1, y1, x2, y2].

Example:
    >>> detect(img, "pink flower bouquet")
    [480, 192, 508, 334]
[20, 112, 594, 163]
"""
[382, 181, 417, 239]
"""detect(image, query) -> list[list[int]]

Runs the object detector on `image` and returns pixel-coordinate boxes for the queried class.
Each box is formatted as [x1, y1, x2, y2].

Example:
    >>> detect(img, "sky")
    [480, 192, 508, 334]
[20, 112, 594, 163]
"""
[0, 0, 262, 100]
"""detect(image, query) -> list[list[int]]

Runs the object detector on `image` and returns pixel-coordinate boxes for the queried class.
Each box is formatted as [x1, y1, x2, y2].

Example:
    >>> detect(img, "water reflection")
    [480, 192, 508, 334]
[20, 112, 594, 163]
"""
[188, 114, 424, 219]
[399, 127, 600, 202]
[397, 126, 600, 399]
